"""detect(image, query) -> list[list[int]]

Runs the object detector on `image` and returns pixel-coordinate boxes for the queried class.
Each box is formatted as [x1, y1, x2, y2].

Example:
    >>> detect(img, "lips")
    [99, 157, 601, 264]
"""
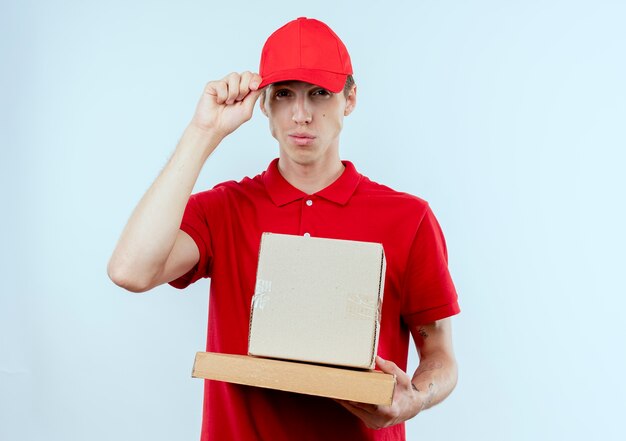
[288, 133, 316, 146]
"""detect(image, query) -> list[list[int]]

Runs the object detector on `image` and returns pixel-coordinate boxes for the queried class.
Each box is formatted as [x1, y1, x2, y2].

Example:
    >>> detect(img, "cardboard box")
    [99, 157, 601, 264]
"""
[192, 352, 395, 405]
[248, 233, 386, 369]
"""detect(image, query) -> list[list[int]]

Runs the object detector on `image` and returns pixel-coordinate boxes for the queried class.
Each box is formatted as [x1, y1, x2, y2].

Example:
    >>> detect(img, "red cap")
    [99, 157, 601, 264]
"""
[258, 17, 353, 93]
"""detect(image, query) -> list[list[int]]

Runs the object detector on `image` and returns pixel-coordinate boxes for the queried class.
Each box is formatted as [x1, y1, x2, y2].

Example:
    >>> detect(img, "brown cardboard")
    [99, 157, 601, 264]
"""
[192, 352, 395, 405]
[248, 233, 386, 369]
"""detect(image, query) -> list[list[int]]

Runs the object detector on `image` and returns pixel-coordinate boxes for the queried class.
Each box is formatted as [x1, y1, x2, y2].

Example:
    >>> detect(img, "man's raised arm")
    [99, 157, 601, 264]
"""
[107, 72, 263, 292]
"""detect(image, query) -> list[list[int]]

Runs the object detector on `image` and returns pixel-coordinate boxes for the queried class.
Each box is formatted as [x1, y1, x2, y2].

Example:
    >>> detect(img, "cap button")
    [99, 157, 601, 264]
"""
[297, 17, 307, 20]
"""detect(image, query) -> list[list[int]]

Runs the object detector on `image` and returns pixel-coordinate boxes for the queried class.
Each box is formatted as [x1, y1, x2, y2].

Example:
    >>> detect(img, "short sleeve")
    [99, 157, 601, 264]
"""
[401, 205, 460, 326]
[168, 190, 217, 289]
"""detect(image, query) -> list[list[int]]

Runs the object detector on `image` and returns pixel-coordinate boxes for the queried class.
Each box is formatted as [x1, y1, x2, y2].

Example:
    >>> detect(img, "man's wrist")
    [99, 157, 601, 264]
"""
[411, 381, 434, 413]
[182, 123, 225, 160]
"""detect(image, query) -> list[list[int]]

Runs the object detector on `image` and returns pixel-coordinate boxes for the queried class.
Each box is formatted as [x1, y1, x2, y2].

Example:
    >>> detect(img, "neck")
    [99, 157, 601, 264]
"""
[277, 154, 345, 195]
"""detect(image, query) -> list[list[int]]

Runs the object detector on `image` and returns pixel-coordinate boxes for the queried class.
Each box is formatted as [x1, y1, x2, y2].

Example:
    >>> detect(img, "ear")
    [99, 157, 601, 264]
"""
[259, 91, 268, 117]
[344, 85, 357, 116]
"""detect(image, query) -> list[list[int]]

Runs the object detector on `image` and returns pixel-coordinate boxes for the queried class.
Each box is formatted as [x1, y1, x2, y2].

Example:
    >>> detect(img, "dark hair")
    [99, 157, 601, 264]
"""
[342, 75, 355, 98]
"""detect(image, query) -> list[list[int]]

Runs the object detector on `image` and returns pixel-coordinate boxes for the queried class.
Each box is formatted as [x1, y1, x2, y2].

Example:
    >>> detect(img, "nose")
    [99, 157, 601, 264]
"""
[292, 96, 312, 124]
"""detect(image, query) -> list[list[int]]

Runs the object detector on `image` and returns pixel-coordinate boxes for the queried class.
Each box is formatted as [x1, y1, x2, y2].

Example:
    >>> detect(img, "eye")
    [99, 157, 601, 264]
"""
[273, 89, 292, 98]
[312, 88, 332, 97]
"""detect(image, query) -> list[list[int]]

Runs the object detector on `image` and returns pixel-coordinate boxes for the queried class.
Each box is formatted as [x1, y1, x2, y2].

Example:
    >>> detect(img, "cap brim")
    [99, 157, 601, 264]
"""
[258, 68, 348, 93]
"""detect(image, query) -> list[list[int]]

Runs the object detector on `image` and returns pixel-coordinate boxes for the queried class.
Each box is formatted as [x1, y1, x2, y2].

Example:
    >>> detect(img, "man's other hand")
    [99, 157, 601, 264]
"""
[190, 71, 264, 138]
[335, 356, 423, 430]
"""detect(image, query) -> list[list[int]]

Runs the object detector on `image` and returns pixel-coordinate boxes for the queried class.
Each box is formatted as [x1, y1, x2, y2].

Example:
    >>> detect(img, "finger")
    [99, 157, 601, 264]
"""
[335, 398, 371, 411]
[225, 72, 241, 104]
[376, 356, 400, 377]
[376, 356, 411, 389]
[237, 71, 253, 101]
[335, 400, 382, 429]
[240, 88, 264, 114]
[249, 73, 263, 91]
[206, 80, 229, 104]
[349, 400, 380, 414]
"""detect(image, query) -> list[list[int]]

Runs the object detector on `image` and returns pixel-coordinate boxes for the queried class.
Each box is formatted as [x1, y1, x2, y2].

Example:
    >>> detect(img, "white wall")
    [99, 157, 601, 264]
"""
[2, 0, 624, 439]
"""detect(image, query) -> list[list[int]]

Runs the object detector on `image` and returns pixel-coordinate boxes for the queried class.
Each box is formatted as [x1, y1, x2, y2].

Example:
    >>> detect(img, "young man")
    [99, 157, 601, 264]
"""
[108, 17, 460, 441]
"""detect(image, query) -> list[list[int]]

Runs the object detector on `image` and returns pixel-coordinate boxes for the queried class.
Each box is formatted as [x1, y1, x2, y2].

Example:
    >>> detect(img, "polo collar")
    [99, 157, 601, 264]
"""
[263, 158, 361, 207]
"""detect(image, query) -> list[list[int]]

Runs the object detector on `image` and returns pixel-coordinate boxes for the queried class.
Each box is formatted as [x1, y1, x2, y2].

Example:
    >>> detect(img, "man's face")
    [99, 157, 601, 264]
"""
[260, 80, 356, 167]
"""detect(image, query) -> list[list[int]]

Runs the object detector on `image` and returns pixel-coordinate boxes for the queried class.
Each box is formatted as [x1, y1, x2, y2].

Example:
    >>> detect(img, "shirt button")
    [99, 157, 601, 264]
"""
[306, 199, 313, 206]
[303, 232, 311, 237]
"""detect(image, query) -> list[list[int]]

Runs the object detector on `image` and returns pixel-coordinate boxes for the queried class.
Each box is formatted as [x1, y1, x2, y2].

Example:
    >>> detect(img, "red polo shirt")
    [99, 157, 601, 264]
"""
[170, 158, 460, 441]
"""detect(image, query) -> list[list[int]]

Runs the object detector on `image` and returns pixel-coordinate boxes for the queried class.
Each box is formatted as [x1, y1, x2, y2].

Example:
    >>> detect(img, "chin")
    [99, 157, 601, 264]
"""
[290, 154, 319, 166]
[283, 149, 322, 167]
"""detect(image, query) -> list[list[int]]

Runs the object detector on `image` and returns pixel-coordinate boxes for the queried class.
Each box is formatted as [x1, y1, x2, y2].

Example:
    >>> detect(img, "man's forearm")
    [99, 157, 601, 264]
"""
[107, 124, 222, 290]
[108, 73, 263, 292]
[411, 351, 458, 411]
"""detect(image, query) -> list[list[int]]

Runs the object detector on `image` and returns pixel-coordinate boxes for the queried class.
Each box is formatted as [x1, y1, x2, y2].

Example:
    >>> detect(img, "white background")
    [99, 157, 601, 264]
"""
[2, 0, 625, 439]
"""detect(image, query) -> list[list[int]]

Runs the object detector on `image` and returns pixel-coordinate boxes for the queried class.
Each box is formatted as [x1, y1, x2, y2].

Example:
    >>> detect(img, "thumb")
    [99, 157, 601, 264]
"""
[376, 355, 402, 376]
[377, 355, 413, 390]
[241, 88, 264, 114]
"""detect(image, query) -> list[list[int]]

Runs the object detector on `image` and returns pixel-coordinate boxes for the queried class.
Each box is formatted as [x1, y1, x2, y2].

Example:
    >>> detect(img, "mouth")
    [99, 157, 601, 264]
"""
[288, 133, 316, 146]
